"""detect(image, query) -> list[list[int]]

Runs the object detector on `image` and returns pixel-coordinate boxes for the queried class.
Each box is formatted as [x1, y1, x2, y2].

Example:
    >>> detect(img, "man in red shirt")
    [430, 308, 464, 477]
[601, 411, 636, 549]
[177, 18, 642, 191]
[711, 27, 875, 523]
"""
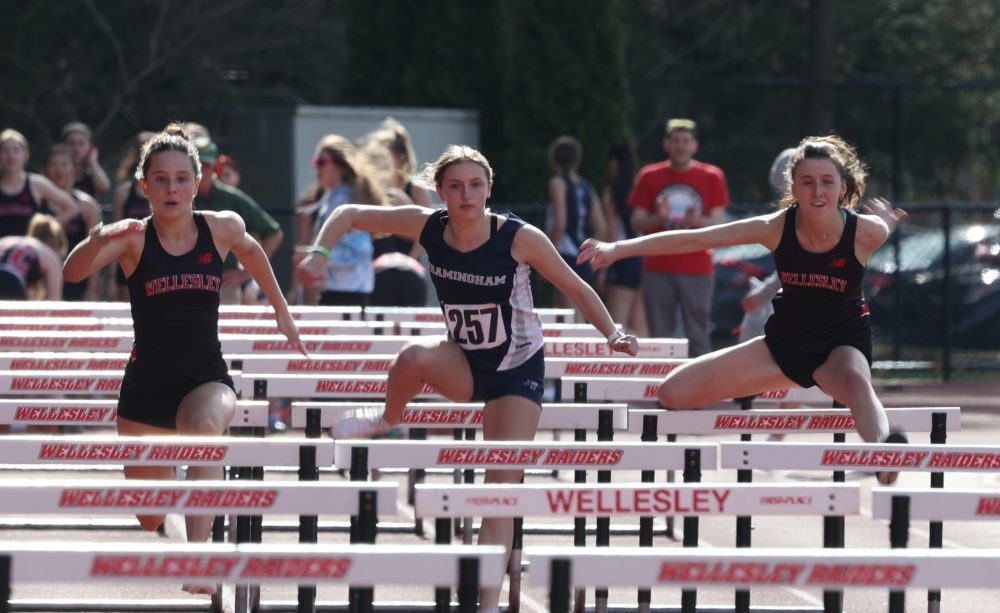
[628, 118, 730, 356]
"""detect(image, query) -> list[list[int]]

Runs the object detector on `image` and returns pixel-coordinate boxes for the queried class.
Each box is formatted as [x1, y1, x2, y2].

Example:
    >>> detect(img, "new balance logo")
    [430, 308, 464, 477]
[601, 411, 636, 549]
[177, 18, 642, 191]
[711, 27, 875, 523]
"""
[828, 258, 847, 268]
[197, 253, 213, 265]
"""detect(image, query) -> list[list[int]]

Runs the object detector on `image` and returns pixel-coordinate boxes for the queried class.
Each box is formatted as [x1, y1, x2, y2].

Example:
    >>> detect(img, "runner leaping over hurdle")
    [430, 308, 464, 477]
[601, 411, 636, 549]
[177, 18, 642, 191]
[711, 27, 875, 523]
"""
[578, 134, 908, 485]
[297, 144, 638, 613]
[63, 123, 306, 596]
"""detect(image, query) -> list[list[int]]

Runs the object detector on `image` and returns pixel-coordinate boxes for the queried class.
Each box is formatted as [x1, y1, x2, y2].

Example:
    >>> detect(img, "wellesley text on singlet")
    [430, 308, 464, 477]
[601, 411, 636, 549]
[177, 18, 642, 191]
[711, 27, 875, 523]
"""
[145, 274, 222, 297]
[429, 264, 506, 287]
[779, 271, 847, 293]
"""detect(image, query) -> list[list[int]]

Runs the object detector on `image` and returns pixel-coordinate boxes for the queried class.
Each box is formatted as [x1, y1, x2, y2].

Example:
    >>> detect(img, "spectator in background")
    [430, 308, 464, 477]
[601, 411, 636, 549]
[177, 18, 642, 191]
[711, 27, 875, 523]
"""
[628, 118, 729, 355]
[291, 134, 384, 306]
[194, 136, 284, 304]
[1, 129, 78, 239]
[545, 135, 607, 313]
[110, 131, 155, 301]
[361, 129, 429, 307]
[61, 122, 111, 198]
[42, 145, 102, 300]
[0, 214, 65, 300]
[214, 154, 241, 188]
[601, 140, 647, 335]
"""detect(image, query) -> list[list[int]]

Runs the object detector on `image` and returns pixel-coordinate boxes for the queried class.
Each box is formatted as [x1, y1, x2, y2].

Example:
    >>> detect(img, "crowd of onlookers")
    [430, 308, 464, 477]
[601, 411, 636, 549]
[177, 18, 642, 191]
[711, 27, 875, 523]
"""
[2, 117, 749, 358]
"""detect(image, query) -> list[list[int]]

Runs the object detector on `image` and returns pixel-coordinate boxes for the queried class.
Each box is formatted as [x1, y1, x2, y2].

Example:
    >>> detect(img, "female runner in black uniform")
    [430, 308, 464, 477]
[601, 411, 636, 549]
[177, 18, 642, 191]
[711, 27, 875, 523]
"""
[64, 124, 306, 596]
[579, 135, 909, 485]
[297, 145, 638, 613]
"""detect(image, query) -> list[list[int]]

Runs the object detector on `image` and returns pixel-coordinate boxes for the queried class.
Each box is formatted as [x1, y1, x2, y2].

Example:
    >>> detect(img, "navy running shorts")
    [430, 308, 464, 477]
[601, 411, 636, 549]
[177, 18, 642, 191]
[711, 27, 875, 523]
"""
[466, 347, 545, 406]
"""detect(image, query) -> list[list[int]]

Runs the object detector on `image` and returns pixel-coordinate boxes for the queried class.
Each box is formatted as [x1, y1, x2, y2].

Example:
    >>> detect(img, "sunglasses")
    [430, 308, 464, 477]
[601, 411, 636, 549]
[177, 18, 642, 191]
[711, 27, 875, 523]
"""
[666, 118, 697, 133]
[312, 156, 332, 169]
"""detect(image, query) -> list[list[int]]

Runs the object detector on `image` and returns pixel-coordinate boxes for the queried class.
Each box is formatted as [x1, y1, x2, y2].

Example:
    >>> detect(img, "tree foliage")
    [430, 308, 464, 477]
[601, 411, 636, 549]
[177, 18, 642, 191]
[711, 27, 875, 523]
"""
[2, 0, 999, 203]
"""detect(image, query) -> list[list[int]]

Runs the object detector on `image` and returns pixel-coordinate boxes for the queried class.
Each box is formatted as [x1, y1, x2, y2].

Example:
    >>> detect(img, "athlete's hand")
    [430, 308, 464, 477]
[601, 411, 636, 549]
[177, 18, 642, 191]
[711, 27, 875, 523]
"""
[90, 219, 145, 245]
[577, 238, 620, 271]
[862, 197, 908, 233]
[296, 252, 327, 289]
[609, 332, 639, 356]
[277, 311, 309, 356]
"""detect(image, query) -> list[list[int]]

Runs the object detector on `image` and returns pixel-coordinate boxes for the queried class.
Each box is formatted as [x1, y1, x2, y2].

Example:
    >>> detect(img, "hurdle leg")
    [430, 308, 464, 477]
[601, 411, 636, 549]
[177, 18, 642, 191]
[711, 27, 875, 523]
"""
[735, 431, 753, 613]
[462, 428, 476, 545]
[823, 432, 846, 613]
[298, 409, 321, 613]
[453, 428, 464, 537]
[572, 428, 587, 613]
[637, 414, 658, 613]
[349, 447, 375, 613]
[594, 410, 613, 613]
[409, 427, 428, 537]
[550, 559, 572, 613]
[680, 448, 702, 613]
[664, 433, 677, 539]
[435, 518, 453, 613]
[507, 517, 524, 613]
[457, 557, 480, 613]
[1, 553, 10, 613]
[928, 412, 947, 613]
[888, 495, 910, 613]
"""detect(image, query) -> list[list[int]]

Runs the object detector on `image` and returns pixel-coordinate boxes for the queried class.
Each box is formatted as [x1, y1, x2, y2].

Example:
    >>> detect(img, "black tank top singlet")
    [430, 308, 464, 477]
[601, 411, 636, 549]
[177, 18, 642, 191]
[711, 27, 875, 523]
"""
[0, 240, 41, 292]
[41, 192, 88, 300]
[125, 213, 227, 386]
[420, 209, 544, 372]
[123, 180, 150, 220]
[0, 177, 40, 238]
[764, 205, 871, 348]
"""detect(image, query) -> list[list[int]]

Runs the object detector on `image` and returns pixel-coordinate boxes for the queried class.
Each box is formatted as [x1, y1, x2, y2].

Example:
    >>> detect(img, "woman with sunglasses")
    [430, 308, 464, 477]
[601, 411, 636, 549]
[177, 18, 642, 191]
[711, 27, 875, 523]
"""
[290, 135, 385, 306]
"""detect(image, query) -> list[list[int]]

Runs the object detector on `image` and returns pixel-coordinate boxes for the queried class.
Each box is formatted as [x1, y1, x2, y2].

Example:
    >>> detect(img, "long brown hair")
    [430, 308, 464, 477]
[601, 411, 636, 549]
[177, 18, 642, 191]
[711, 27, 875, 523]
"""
[778, 135, 867, 210]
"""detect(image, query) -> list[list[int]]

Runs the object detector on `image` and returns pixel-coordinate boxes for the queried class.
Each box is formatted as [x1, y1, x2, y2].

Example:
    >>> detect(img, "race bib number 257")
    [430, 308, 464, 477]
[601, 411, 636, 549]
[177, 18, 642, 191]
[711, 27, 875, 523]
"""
[443, 303, 507, 349]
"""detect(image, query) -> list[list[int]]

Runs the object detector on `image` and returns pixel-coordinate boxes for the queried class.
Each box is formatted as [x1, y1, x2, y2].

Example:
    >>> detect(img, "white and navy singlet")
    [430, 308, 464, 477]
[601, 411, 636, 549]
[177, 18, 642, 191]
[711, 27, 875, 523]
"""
[419, 209, 544, 372]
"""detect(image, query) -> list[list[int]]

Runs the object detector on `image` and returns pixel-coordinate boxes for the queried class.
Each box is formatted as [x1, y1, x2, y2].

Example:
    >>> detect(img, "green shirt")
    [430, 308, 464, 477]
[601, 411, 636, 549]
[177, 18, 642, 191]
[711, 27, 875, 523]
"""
[195, 179, 282, 269]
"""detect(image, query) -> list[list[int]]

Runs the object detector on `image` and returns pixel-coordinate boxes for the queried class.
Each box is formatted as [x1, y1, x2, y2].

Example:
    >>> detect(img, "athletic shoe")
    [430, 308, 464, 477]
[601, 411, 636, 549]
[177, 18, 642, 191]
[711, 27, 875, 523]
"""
[331, 407, 392, 439]
[876, 430, 909, 486]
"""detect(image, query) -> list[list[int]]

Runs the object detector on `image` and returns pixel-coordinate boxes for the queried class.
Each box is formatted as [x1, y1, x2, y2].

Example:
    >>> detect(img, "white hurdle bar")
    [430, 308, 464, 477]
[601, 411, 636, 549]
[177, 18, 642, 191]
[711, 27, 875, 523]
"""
[0, 435, 334, 467]
[526, 547, 1000, 613]
[363, 304, 575, 325]
[0, 316, 395, 336]
[628, 406, 962, 436]
[0, 479, 396, 516]
[562, 376, 836, 405]
[0, 300, 363, 320]
[872, 486, 1000, 613]
[0, 330, 687, 357]
[0, 399, 269, 428]
[720, 441, 1000, 474]
[0, 543, 506, 613]
[416, 482, 860, 518]
[290, 401, 629, 431]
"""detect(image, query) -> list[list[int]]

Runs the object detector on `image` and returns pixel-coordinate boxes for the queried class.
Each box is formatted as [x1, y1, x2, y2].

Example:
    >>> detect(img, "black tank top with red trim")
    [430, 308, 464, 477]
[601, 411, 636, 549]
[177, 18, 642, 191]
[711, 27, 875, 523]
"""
[124, 213, 227, 386]
[0, 177, 41, 238]
[764, 205, 871, 349]
[0, 240, 41, 292]
[123, 180, 150, 220]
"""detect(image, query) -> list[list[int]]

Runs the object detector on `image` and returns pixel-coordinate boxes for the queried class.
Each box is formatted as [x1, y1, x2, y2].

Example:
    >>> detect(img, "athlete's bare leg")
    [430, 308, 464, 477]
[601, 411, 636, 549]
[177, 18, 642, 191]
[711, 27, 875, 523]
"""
[174, 381, 236, 595]
[477, 395, 542, 610]
[656, 337, 797, 409]
[116, 418, 175, 532]
[812, 345, 890, 443]
[384, 339, 474, 421]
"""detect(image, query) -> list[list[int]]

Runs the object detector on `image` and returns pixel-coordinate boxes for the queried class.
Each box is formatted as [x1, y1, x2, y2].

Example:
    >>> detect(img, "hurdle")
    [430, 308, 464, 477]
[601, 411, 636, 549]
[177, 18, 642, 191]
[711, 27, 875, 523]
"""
[0, 542, 505, 613]
[722, 439, 997, 613]
[336, 439, 716, 613]
[0, 398, 268, 429]
[526, 547, 1000, 613]
[0, 330, 687, 358]
[362, 305, 576, 326]
[396, 320, 607, 338]
[0, 479, 396, 613]
[418, 481, 859, 613]
[0, 300, 363, 320]
[630, 406, 960, 613]
[872, 486, 1000, 613]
